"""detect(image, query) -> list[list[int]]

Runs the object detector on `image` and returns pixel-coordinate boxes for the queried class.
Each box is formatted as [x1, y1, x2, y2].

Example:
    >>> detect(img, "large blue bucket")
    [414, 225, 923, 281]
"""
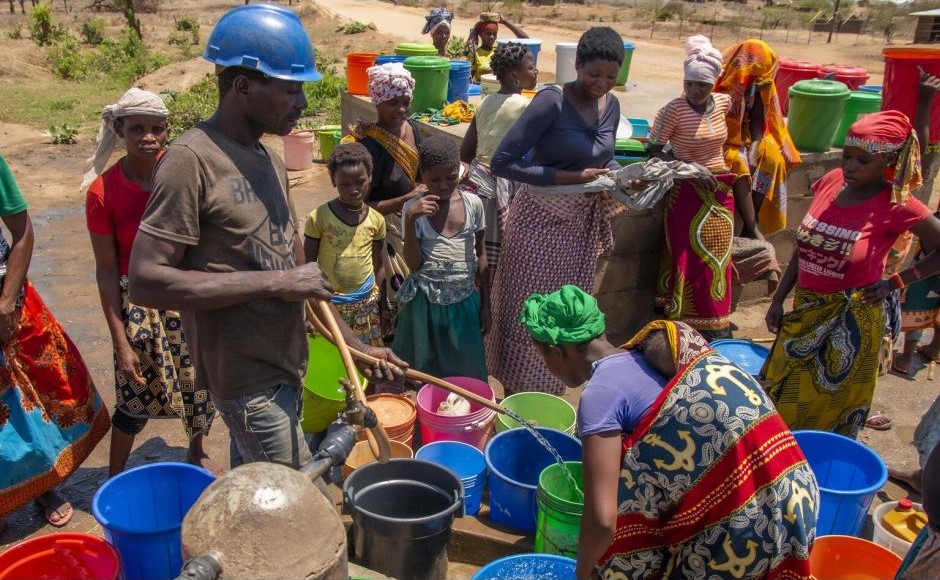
[447, 59, 471, 103]
[484, 427, 581, 532]
[374, 54, 408, 66]
[497, 38, 542, 66]
[472, 553, 576, 579]
[793, 430, 887, 536]
[92, 462, 215, 580]
[416, 440, 486, 516]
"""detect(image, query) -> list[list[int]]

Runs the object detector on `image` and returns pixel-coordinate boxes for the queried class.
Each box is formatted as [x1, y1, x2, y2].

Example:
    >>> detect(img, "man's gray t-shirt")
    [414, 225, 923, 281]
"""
[139, 123, 306, 399]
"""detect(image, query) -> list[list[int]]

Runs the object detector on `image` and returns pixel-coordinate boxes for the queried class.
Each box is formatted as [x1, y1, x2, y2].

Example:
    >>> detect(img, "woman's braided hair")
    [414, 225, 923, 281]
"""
[490, 41, 530, 83]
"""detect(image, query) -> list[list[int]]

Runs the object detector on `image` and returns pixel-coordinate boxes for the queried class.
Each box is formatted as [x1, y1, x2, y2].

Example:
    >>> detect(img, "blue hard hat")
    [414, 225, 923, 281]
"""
[204, 4, 322, 82]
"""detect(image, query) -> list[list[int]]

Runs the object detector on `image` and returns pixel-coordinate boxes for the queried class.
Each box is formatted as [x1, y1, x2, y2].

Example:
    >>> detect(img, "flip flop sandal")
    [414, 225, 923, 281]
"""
[865, 412, 894, 431]
[35, 497, 73, 528]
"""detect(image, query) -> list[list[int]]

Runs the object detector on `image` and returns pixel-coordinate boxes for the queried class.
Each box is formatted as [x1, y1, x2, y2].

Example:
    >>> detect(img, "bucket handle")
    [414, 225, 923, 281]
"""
[462, 420, 488, 432]
[455, 488, 466, 518]
[342, 486, 354, 515]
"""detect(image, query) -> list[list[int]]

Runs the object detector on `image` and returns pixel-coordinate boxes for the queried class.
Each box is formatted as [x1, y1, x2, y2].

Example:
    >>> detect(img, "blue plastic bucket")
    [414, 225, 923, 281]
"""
[416, 440, 486, 515]
[793, 430, 887, 536]
[484, 427, 582, 532]
[497, 38, 542, 66]
[710, 339, 771, 376]
[447, 59, 472, 103]
[472, 553, 576, 579]
[374, 54, 407, 66]
[92, 462, 215, 580]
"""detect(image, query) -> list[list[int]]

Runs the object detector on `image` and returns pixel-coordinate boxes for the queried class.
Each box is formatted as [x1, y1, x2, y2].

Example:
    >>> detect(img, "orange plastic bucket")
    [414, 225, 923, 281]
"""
[361, 394, 417, 445]
[883, 47, 940, 143]
[347, 52, 379, 96]
[809, 535, 902, 579]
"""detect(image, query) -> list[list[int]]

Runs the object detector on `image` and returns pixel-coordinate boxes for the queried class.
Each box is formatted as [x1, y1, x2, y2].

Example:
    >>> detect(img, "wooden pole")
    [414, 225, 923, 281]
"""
[828, 0, 841, 44]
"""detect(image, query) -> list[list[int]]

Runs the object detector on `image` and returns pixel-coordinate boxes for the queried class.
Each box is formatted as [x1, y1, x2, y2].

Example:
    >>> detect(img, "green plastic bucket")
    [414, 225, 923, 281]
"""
[787, 79, 851, 153]
[616, 41, 635, 86]
[833, 91, 883, 148]
[535, 461, 583, 558]
[495, 392, 577, 435]
[301, 334, 364, 433]
[316, 125, 342, 162]
[403, 56, 451, 114]
[395, 42, 438, 57]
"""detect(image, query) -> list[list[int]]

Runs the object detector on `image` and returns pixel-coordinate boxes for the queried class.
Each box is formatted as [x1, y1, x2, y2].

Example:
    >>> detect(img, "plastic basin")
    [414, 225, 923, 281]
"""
[710, 339, 770, 376]
[472, 553, 576, 580]
[0, 533, 120, 580]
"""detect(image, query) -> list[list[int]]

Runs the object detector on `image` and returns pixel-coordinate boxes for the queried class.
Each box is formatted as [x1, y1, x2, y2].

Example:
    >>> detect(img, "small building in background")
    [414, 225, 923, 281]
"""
[911, 9, 940, 43]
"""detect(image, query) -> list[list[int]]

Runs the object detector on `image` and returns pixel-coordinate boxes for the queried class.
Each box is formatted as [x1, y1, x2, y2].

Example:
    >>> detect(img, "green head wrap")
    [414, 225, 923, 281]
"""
[520, 285, 606, 346]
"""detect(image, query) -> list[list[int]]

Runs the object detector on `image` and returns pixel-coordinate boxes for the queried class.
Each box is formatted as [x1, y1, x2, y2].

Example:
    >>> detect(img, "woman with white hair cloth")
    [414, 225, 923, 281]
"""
[649, 35, 737, 340]
[343, 63, 423, 338]
[84, 88, 216, 476]
[422, 7, 453, 58]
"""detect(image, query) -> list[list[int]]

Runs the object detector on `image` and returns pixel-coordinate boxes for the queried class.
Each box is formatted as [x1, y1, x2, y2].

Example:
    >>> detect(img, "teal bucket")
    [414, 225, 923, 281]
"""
[535, 461, 583, 558]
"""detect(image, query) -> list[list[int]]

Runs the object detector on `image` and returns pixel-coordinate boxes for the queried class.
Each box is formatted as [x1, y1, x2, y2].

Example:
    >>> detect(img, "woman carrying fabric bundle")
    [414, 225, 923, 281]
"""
[488, 26, 624, 396]
[762, 108, 940, 439]
[83, 88, 216, 476]
[649, 35, 736, 340]
[422, 7, 453, 58]
[344, 63, 423, 337]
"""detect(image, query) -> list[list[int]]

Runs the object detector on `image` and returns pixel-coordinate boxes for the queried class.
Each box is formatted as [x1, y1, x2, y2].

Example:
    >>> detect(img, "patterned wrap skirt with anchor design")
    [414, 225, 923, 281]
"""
[116, 276, 213, 439]
[656, 174, 736, 336]
[599, 320, 817, 580]
[760, 288, 884, 440]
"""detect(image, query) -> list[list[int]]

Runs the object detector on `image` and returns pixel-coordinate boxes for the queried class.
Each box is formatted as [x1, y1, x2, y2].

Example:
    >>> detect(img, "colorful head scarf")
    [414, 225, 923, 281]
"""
[367, 62, 416, 106]
[475, 20, 499, 35]
[683, 34, 722, 85]
[423, 7, 454, 35]
[80, 87, 168, 194]
[845, 110, 922, 204]
[520, 285, 605, 346]
[714, 39, 801, 166]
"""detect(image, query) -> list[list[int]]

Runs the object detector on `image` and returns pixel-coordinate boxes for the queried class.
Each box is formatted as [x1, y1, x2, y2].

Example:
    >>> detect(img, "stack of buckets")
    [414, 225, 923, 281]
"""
[416, 377, 496, 450]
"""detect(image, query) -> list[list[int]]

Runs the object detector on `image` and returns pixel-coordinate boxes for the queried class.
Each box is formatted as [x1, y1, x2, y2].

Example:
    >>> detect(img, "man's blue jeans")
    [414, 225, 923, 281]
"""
[214, 383, 312, 469]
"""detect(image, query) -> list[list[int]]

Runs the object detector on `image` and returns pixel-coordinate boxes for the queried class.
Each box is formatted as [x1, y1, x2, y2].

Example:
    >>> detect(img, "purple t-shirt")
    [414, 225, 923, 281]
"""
[577, 351, 667, 438]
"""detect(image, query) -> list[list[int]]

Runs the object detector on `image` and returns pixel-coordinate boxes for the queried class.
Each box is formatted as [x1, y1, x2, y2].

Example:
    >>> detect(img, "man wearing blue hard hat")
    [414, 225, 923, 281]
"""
[128, 4, 405, 470]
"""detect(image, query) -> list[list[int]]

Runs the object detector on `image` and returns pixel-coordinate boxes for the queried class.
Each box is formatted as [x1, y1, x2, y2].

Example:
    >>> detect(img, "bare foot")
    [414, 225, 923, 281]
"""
[36, 490, 73, 527]
[187, 450, 224, 477]
[888, 466, 923, 493]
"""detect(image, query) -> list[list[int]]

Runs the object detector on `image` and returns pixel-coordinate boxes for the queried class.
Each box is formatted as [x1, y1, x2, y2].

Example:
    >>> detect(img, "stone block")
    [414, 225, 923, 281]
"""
[595, 252, 660, 293]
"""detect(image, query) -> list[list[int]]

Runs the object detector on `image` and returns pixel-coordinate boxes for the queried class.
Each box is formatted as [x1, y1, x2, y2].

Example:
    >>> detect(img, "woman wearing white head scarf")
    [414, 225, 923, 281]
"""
[84, 88, 217, 476]
[648, 35, 738, 340]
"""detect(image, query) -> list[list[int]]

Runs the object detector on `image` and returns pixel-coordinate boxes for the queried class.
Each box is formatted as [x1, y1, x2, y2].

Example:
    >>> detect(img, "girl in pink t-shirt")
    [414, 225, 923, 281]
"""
[762, 103, 940, 439]
[84, 89, 216, 477]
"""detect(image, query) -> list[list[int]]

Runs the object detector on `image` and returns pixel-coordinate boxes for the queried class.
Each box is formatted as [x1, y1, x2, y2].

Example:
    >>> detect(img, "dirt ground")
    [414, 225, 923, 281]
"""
[0, 0, 936, 557]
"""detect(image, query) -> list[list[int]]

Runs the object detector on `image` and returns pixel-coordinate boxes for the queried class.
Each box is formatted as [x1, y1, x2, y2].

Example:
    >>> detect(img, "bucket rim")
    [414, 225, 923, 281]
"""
[415, 440, 487, 476]
[537, 460, 584, 511]
[812, 534, 904, 560]
[793, 430, 888, 496]
[92, 462, 214, 534]
[484, 427, 581, 491]
[472, 553, 576, 579]
[0, 532, 121, 576]
[343, 458, 464, 524]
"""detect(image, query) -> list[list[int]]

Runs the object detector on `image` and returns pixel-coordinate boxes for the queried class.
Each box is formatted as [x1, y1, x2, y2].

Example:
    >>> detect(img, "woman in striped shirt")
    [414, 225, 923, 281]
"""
[649, 35, 737, 340]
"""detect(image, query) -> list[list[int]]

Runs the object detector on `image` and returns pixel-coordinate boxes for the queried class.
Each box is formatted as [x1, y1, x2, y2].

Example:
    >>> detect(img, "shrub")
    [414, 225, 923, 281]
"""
[343, 21, 368, 34]
[174, 14, 199, 44]
[49, 122, 78, 144]
[29, 2, 65, 46]
[8, 24, 23, 40]
[47, 35, 96, 80]
[303, 66, 345, 125]
[162, 74, 217, 141]
[167, 31, 189, 45]
[47, 28, 169, 87]
[81, 18, 106, 45]
[445, 35, 465, 59]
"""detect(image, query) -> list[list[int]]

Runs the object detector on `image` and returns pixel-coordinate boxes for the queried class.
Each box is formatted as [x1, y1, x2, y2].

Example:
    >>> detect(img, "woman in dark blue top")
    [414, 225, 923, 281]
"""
[486, 26, 625, 396]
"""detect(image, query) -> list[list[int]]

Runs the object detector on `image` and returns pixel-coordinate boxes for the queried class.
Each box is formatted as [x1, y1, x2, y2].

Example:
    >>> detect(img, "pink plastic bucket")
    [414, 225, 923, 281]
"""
[417, 377, 496, 450]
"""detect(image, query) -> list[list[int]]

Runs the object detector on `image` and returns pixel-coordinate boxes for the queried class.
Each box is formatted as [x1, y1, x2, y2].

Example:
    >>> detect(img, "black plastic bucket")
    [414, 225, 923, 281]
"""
[343, 459, 464, 580]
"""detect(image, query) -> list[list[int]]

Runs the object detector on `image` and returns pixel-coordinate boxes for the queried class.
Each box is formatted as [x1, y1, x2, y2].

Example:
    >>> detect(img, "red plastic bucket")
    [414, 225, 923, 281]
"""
[347, 52, 379, 96]
[817, 64, 870, 90]
[883, 47, 940, 143]
[776, 59, 821, 115]
[0, 533, 120, 579]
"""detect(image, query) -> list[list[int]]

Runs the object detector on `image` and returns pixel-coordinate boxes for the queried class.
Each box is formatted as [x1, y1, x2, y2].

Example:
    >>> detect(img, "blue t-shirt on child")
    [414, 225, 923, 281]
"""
[577, 351, 668, 438]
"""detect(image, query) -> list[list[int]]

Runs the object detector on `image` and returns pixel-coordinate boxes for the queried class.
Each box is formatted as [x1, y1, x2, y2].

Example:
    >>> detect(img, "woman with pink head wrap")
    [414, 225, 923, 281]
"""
[343, 62, 423, 338]
[648, 34, 737, 339]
